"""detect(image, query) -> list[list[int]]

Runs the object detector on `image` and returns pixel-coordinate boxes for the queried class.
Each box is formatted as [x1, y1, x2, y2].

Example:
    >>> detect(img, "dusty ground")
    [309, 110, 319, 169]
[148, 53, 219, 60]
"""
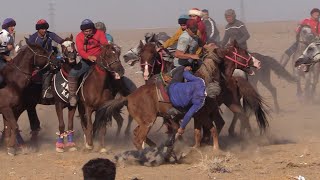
[1, 21, 320, 180]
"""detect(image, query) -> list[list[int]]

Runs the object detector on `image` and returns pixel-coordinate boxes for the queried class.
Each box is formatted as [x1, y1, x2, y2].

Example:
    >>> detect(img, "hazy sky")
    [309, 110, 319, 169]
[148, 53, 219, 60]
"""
[1, 0, 319, 33]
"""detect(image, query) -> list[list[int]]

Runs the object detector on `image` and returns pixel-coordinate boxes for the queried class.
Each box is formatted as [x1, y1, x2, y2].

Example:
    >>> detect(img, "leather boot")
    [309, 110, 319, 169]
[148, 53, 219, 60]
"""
[42, 72, 54, 98]
[279, 53, 290, 68]
[68, 76, 78, 106]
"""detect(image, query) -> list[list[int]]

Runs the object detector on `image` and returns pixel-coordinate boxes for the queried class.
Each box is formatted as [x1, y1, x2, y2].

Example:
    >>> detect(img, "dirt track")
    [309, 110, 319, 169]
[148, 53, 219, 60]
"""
[1, 21, 320, 180]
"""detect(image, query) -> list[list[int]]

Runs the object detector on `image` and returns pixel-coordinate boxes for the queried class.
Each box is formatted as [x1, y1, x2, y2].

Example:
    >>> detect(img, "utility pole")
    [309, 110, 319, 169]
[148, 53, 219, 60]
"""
[48, 0, 56, 32]
[240, 0, 246, 23]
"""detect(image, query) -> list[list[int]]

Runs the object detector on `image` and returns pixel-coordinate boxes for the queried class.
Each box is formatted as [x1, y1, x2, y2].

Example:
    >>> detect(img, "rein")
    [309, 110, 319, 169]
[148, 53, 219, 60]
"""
[140, 49, 165, 77]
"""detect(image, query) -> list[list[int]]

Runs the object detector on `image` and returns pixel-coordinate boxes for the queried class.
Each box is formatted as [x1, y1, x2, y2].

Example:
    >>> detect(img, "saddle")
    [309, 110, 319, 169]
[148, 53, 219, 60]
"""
[155, 73, 172, 103]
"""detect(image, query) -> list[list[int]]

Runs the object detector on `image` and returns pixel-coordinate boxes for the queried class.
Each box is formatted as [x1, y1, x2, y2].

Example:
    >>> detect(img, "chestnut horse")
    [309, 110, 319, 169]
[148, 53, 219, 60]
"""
[94, 41, 268, 151]
[0, 40, 53, 155]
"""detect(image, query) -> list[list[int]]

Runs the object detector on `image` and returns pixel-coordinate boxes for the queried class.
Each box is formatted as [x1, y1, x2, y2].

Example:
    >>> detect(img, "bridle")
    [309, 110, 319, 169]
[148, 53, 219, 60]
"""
[9, 45, 53, 77]
[97, 50, 121, 73]
[62, 42, 77, 63]
[224, 47, 252, 68]
[140, 43, 164, 77]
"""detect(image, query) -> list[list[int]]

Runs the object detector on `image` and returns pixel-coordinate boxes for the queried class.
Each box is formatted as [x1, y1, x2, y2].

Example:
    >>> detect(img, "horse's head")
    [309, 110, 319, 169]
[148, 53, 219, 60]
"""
[24, 37, 53, 70]
[298, 25, 315, 44]
[123, 40, 144, 66]
[216, 40, 261, 78]
[139, 42, 162, 81]
[295, 41, 320, 72]
[61, 34, 77, 65]
[98, 44, 124, 79]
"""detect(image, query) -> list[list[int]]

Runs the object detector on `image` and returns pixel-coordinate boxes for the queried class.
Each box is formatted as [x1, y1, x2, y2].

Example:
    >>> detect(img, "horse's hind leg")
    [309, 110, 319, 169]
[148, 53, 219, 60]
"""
[112, 112, 124, 137]
[133, 124, 152, 150]
[125, 115, 133, 136]
[228, 113, 238, 137]
[98, 126, 107, 153]
[54, 102, 65, 153]
[260, 78, 280, 113]
[27, 107, 41, 147]
[66, 106, 77, 152]
[84, 107, 94, 150]
[2, 108, 19, 156]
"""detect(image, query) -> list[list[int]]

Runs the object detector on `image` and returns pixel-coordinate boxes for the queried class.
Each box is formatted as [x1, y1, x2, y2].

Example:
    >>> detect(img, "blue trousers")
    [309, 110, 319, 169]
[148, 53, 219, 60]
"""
[69, 59, 93, 78]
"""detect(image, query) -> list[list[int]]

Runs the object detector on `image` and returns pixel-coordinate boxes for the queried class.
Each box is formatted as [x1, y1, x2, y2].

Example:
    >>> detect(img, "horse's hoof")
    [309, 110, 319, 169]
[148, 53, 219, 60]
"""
[68, 147, 78, 152]
[56, 147, 64, 153]
[7, 147, 16, 156]
[192, 145, 200, 149]
[99, 148, 108, 153]
[85, 143, 93, 150]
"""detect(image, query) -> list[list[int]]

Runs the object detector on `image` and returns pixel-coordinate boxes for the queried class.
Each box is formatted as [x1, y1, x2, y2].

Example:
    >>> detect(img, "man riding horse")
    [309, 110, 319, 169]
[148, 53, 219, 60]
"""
[0, 18, 16, 84]
[280, 8, 320, 67]
[28, 19, 64, 98]
[68, 19, 109, 106]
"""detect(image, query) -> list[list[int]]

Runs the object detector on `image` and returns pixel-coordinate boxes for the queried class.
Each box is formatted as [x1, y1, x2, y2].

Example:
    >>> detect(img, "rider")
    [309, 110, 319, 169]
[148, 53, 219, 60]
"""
[94, 22, 114, 44]
[188, 8, 207, 45]
[202, 9, 220, 44]
[28, 19, 64, 98]
[168, 66, 220, 136]
[68, 19, 108, 106]
[221, 9, 250, 50]
[0, 18, 16, 84]
[280, 8, 320, 67]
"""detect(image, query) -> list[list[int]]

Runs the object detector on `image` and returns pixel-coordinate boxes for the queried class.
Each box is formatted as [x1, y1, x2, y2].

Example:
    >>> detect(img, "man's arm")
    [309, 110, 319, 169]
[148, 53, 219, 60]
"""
[50, 32, 64, 44]
[180, 101, 205, 129]
[220, 28, 230, 47]
[183, 70, 201, 82]
[237, 25, 250, 44]
[76, 34, 90, 59]
[162, 28, 182, 49]
[174, 36, 199, 60]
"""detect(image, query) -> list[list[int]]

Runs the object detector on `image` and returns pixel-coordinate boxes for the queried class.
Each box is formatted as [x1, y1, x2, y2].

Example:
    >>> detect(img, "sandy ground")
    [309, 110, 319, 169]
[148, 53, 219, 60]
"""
[1, 21, 320, 180]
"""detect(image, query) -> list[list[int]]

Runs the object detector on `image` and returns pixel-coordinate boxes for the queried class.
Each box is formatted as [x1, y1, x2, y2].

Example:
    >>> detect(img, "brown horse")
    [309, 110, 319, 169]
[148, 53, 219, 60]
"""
[76, 44, 126, 153]
[0, 40, 53, 155]
[94, 41, 267, 151]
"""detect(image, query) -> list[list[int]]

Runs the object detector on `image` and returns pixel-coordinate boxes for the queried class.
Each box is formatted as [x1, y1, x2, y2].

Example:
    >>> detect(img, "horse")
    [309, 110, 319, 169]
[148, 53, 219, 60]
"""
[0, 40, 53, 155]
[76, 43, 127, 153]
[283, 25, 319, 101]
[94, 41, 268, 151]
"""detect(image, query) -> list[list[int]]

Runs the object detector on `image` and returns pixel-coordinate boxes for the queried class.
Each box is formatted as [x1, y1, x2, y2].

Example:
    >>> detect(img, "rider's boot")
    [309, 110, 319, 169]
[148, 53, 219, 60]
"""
[68, 76, 78, 107]
[167, 107, 183, 119]
[42, 72, 54, 98]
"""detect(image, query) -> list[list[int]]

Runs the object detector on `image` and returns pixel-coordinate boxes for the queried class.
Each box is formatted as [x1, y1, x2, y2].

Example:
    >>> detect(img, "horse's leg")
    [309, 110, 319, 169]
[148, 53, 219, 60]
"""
[311, 66, 320, 102]
[54, 102, 65, 153]
[2, 108, 19, 156]
[66, 106, 77, 152]
[260, 78, 280, 113]
[84, 106, 94, 150]
[78, 102, 87, 133]
[124, 115, 133, 136]
[112, 112, 123, 137]
[228, 113, 238, 137]
[193, 116, 202, 148]
[98, 125, 107, 153]
[27, 107, 41, 147]
[227, 104, 251, 137]
[133, 124, 152, 150]
[304, 72, 312, 102]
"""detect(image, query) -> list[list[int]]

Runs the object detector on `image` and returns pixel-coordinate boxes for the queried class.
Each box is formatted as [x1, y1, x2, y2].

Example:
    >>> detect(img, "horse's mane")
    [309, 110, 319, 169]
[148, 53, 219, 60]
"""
[101, 44, 121, 56]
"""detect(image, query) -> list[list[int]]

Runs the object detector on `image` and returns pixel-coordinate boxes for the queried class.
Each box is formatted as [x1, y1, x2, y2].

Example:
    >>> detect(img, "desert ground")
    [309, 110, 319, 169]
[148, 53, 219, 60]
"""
[1, 21, 320, 180]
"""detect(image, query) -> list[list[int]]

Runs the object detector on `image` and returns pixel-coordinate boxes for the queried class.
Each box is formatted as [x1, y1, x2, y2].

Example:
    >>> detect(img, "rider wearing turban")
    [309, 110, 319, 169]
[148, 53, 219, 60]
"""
[188, 8, 207, 45]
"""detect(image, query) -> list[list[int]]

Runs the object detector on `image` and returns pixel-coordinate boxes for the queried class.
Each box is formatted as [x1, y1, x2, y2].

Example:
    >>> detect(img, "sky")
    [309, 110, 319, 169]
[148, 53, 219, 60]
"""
[0, 0, 319, 33]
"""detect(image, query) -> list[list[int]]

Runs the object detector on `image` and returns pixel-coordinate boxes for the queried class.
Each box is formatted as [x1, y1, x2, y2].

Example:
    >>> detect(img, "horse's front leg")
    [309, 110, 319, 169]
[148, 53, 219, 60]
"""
[54, 102, 66, 153]
[66, 106, 77, 152]
[84, 107, 94, 150]
[2, 108, 19, 156]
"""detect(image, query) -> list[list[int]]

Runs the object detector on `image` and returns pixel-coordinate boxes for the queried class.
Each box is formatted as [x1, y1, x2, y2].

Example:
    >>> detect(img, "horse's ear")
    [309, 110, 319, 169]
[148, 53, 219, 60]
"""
[138, 40, 144, 49]
[70, 34, 73, 41]
[214, 48, 227, 58]
[24, 37, 30, 45]
[233, 40, 239, 49]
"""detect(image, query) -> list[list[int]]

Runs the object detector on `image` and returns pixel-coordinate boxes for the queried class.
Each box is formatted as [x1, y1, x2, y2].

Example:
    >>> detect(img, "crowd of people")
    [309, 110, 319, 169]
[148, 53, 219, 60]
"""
[0, 6, 320, 180]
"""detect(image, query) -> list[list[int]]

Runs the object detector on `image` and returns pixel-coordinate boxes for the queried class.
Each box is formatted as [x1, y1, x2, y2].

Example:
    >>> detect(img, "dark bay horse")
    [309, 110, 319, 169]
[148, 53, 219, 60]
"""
[77, 44, 126, 153]
[0, 41, 52, 155]
[94, 41, 268, 151]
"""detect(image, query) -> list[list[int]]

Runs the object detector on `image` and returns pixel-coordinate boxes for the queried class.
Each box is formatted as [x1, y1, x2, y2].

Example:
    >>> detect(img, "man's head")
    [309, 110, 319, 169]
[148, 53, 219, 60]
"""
[2, 18, 16, 34]
[310, 8, 320, 21]
[178, 14, 189, 31]
[202, 9, 209, 20]
[186, 19, 198, 35]
[80, 19, 95, 37]
[82, 158, 116, 180]
[36, 19, 49, 37]
[225, 9, 236, 24]
[189, 8, 202, 20]
[95, 22, 107, 33]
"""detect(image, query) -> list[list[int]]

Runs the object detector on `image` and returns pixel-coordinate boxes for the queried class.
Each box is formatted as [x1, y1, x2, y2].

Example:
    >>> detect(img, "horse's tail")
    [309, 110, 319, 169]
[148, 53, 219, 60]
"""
[235, 76, 270, 133]
[94, 96, 128, 132]
[253, 52, 297, 83]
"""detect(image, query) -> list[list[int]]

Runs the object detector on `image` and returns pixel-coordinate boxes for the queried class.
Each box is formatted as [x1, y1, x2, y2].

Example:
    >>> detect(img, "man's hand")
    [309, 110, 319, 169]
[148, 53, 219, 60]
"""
[204, 43, 218, 50]
[184, 66, 192, 71]
[177, 127, 185, 135]
[87, 56, 97, 62]
[190, 54, 200, 60]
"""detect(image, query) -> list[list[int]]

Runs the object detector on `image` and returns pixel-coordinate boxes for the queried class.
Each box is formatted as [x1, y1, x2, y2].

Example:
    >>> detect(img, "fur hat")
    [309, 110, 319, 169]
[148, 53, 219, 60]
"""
[80, 19, 95, 31]
[189, 8, 202, 17]
[2, 18, 16, 29]
[178, 14, 189, 25]
[310, 8, 320, 15]
[36, 19, 49, 30]
[225, 9, 236, 17]
[95, 22, 106, 32]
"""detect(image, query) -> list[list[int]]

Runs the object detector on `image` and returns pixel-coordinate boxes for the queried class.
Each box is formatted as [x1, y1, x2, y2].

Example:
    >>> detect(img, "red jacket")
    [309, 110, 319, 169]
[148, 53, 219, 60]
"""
[76, 29, 108, 60]
[296, 18, 320, 35]
[196, 17, 207, 43]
